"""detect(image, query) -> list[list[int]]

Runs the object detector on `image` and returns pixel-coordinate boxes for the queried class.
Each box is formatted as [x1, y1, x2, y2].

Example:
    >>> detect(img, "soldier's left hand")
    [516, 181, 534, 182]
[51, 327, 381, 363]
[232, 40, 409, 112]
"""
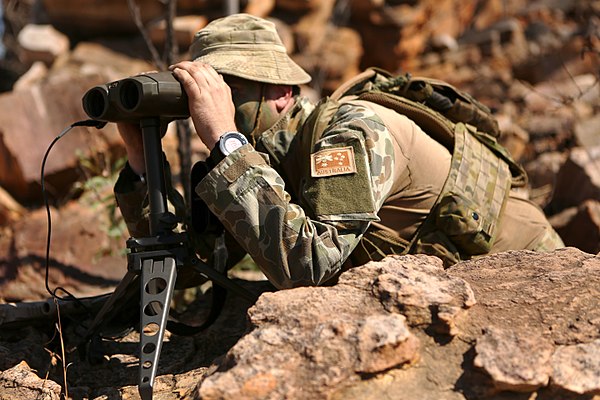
[170, 61, 237, 150]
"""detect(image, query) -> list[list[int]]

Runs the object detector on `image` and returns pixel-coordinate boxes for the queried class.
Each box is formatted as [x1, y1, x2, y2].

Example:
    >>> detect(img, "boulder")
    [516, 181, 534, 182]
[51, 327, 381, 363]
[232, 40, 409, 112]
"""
[1, 249, 600, 399]
[17, 24, 70, 67]
[148, 15, 209, 52]
[352, 0, 479, 72]
[524, 151, 567, 207]
[196, 254, 472, 399]
[0, 185, 25, 226]
[294, 26, 363, 95]
[575, 114, 600, 149]
[549, 200, 600, 254]
[550, 146, 600, 212]
[1, 200, 125, 301]
[0, 42, 154, 202]
[473, 327, 554, 392]
[41, 0, 221, 38]
[0, 361, 61, 400]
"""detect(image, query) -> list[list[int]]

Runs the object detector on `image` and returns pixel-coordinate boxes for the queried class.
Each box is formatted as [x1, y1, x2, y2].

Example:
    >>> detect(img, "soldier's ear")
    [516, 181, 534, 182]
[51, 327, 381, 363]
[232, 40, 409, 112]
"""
[266, 84, 294, 112]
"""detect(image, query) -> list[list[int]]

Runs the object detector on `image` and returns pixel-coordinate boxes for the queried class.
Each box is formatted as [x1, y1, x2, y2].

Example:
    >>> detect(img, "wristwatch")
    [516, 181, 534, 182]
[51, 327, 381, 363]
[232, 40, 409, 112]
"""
[219, 131, 249, 156]
[209, 131, 249, 166]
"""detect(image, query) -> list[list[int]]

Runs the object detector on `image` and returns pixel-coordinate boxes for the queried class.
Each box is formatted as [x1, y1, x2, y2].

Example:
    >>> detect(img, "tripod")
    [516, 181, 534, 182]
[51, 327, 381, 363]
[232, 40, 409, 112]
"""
[79, 117, 256, 400]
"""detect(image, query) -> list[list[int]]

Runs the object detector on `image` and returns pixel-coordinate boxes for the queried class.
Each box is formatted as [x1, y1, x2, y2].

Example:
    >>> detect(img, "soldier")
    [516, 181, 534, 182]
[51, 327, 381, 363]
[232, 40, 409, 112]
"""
[114, 13, 563, 290]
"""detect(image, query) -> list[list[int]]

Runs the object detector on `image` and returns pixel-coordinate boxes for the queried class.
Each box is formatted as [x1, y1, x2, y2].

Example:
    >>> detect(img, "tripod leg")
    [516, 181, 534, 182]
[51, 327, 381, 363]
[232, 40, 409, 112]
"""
[82, 270, 139, 342]
[191, 260, 257, 303]
[138, 257, 177, 400]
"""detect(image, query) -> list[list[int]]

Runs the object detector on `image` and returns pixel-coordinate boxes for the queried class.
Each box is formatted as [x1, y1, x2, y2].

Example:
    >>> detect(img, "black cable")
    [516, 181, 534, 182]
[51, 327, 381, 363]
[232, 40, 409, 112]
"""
[41, 119, 108, 305]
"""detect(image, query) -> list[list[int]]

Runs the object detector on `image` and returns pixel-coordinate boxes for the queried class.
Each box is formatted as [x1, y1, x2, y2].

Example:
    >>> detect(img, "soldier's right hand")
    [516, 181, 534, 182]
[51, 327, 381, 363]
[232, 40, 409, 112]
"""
[116, 122, 146, 175]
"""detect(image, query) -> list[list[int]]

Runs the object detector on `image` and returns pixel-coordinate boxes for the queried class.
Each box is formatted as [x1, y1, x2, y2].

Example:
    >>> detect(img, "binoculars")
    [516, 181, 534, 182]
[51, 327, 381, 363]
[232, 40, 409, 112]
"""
[82, 72, 189, 122]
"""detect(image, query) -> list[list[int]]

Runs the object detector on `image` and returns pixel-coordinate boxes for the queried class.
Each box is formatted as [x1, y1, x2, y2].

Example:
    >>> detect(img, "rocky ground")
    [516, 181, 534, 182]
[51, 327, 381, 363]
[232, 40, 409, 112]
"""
[0, 0, 599, 399]
[1, 249, 600, 399]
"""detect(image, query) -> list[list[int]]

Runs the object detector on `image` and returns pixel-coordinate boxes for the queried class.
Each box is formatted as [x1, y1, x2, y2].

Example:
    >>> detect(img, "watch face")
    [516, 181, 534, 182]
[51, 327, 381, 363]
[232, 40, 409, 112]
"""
[223, 137, 245, 153]
[219, 132, 248, 156]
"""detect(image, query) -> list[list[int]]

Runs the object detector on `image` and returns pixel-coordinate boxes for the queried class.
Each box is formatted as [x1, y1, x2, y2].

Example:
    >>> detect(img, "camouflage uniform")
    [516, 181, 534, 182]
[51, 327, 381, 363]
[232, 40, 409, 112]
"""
[114, 14, 563, 290]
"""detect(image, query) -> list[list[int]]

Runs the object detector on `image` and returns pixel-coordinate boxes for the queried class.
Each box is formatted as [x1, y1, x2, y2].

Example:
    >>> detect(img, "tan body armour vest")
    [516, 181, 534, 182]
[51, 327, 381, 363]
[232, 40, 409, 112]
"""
[303, 68, 527, 267]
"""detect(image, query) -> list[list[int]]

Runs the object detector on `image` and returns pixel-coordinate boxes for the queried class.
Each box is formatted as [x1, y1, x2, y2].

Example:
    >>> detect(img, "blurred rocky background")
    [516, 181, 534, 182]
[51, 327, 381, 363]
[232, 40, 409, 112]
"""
[0, 0, 598, 399]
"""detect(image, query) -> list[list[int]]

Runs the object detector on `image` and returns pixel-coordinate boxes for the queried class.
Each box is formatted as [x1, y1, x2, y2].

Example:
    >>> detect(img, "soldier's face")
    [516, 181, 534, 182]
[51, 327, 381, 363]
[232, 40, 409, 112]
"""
[224, 76, 264, 137]
[224, 76, 282, 138]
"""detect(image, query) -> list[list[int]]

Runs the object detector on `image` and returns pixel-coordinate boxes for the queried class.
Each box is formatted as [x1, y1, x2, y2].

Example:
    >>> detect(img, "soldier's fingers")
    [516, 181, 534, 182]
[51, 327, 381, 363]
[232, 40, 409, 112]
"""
[171, 62, 222, 88]
[171, 67, 201, 99]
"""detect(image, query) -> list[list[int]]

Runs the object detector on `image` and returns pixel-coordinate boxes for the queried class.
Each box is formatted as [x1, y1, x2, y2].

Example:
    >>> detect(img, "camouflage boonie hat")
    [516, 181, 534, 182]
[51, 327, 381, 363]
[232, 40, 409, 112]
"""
[190, 13, 312, 85]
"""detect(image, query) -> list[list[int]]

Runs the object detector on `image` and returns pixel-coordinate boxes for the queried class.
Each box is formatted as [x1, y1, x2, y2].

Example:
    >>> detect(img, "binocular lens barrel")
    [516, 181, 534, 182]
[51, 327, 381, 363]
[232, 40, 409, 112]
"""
[119, 80, 142, 112]
[82, 85, 109, 120]
[81, 72, 189, 123]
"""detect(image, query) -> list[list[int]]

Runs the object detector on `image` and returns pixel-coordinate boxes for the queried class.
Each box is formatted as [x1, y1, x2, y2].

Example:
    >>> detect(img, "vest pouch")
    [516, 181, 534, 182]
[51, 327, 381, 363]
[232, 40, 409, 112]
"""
[434, 192, 493, 255]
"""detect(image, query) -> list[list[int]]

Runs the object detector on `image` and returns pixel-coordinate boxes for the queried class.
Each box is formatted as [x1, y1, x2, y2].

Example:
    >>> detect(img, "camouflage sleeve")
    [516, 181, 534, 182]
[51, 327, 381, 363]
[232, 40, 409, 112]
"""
[196, 102, 396, 289]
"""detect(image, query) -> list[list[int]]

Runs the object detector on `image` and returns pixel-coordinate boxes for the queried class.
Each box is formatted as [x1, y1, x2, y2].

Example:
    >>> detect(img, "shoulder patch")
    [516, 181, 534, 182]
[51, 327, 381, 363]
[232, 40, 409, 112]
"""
[310, 146, 357, 178]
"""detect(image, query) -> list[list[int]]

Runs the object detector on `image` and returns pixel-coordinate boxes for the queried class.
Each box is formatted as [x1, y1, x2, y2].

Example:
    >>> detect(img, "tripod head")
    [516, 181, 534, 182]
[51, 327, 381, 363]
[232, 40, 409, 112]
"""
[82, 72, 189, 123]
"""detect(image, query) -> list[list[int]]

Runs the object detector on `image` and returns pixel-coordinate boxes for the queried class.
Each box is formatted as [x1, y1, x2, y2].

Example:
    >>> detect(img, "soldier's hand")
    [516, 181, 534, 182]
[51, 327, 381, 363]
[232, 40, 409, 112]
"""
[116, 122, 145, 175]
[169, 61, 237, 150]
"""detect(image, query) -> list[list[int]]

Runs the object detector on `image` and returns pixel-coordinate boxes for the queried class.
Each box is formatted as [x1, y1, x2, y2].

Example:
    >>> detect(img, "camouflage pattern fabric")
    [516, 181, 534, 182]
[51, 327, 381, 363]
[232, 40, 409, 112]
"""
[115, 96, 563, 289]
[195, 97, 397, 288]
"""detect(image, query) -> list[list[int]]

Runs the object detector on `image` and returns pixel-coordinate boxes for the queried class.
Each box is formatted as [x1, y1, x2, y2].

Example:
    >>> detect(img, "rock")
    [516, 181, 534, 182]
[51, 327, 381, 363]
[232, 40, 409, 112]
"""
[1, 200, 125, 301]
[346, 255, 476, 336]
[451, 248, 600, 346]
[291, 0, 336, 55]
[275, 0, 323, 12]
[0, 185, 25, 226]
[196, 254, 470, 399]
[354, 314, 420, 374]
[17, 24, 70, 67]
[0, 41, 155, 202]
[0, 72, 121, 201]
[294, 26, 363, 95]
[12, 61, 49, 91]
[550, 146, 600, 212]
[524, 151, 567, 207]
[549, 200, 600, 254]
[429, 34, 459, 52]
[244, 0, 275, 18]
[1, 250, 600, 399]
[551, 339, 600, 395]
[0, 361, 61, 400]
[575, 114, 600, 149]
[41, 0, 166, 37]
[474, 326, 553, 392]
[66, 42, 154, 80]
[148, 15, 208, 51]
[522, 74, 598, 113]
[496, 113, 529, 161]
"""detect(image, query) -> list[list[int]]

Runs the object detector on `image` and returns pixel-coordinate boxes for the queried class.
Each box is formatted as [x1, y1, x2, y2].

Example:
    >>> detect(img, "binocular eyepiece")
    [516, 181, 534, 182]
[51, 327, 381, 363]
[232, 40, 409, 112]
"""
[82, 72, 189, 122]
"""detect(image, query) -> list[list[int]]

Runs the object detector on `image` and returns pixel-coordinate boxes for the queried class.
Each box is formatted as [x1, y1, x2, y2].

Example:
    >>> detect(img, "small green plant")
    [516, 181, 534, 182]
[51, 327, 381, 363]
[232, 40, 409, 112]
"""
[73, 149, 128, 256]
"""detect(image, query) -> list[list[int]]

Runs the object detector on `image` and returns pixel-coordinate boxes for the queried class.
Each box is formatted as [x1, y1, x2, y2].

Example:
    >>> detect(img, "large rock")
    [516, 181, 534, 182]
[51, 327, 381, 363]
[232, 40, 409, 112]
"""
[17, 24, 70, 67]
[41, 0, 221, 38]
[0, 73, 111, 201]
[1, 249, 600, 399]
[550, 146, 600, 212]
[549, 200, 600, 254]
[0, 185, 25, 226]
[196, 254, 472, 399]
[352, 0, 479, 72]
[190, 249, 600, 400]
[0, 42, 153, 202]
[1, 200, 125, 301]
[0, 361, 61, 400]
